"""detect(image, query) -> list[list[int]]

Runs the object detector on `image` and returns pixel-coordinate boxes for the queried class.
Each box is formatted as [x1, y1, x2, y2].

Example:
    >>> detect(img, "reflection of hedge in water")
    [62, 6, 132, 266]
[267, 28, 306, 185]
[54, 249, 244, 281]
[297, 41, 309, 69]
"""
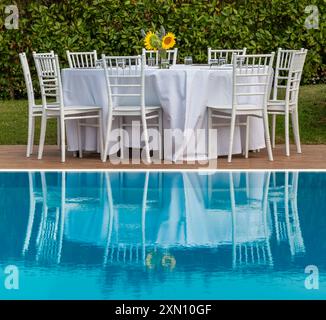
[0, 172, 30, 258]
[0, 0, 325, 99]
[297, 172, 326, 257]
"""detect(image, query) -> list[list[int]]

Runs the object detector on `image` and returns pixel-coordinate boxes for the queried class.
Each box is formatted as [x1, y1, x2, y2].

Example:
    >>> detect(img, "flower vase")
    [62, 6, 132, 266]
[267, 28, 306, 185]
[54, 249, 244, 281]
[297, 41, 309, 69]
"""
[158, 49, 169, 69]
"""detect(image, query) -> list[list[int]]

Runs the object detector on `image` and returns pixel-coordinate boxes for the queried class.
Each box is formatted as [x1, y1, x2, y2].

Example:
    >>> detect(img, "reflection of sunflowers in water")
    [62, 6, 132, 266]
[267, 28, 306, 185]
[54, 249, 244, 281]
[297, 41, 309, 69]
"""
[161, 254, 176, 270]
[162, 32, 176, 50]
[145, 251, 176, 270]
[145, 251, 160, 269]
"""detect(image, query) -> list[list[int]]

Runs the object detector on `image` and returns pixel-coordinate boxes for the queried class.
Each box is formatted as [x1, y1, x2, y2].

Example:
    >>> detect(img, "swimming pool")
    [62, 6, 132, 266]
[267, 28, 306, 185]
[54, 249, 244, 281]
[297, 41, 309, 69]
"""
[0, 171, 325, 300]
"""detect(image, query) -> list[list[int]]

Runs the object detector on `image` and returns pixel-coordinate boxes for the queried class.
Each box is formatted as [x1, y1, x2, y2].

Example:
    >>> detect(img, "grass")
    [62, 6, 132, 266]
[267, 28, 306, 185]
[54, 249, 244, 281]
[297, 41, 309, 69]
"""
[273, 84, 326, 144]
[0, 84, 325, 145]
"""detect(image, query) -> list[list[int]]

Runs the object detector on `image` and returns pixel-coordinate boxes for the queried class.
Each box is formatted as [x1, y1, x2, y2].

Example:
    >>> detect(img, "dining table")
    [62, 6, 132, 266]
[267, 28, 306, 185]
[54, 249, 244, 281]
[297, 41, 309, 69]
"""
[62, 64, 266, 162]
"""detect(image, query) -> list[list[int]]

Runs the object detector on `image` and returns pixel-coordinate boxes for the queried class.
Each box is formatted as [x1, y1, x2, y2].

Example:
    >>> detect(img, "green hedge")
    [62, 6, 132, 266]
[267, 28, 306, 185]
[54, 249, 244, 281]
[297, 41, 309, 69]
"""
[0, 0, 325, 99]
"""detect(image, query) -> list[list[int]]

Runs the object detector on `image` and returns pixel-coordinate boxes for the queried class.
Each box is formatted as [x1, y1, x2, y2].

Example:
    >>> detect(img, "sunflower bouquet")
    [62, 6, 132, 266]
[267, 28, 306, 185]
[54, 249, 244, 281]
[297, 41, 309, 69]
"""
[141, 26, 176, 67]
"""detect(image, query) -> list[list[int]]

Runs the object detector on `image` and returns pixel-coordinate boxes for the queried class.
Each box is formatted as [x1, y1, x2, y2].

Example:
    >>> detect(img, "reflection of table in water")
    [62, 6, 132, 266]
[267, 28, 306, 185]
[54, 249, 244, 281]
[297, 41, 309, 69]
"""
[23, 172, 305, 268]
[64, 172, 270, 247]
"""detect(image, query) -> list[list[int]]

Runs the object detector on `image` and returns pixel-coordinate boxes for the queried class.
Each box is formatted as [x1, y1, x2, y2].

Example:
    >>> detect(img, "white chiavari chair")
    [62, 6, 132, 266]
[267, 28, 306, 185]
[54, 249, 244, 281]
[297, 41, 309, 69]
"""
[268, 49, 307, 156]
[207, 48, 247, 65]
[20, 52, 61, 157]
[33, 54, 103, 162]
[66, 50, 98, 68]
[142, 48, 178, 66]
[101, 54, 163, 163]
[207, 53, 275, 162]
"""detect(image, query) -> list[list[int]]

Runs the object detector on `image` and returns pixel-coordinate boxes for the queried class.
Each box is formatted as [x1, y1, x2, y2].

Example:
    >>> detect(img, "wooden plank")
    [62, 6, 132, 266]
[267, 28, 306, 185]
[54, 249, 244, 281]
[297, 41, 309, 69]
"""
[0, 145, 325, 170]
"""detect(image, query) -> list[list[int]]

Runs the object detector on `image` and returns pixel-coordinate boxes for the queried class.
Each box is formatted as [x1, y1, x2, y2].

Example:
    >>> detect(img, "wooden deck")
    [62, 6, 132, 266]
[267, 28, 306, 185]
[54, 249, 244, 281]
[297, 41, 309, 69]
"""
[0, 144, 325, 170]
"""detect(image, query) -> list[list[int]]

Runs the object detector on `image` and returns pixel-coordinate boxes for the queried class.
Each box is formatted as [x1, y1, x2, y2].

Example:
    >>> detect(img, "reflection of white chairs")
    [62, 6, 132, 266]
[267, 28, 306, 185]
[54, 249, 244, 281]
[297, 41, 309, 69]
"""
[206, 173, 239, 211]
[207, 173, 257, 211]
[23, 172, 66, 264]
[230, 172, 273, 268]
[22, 172, 43, 255]
[269, 172, 305, 257]
[103, 172, 149, 266]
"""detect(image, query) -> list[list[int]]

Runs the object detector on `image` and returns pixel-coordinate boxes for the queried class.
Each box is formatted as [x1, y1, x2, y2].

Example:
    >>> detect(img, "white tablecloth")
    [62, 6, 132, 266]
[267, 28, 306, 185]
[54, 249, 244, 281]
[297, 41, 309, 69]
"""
[62, 65, 266, 161]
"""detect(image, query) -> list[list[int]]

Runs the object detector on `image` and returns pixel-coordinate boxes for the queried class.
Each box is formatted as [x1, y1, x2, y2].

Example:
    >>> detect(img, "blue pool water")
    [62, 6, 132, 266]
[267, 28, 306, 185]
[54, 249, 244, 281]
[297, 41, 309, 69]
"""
[0, 171, 325, 300]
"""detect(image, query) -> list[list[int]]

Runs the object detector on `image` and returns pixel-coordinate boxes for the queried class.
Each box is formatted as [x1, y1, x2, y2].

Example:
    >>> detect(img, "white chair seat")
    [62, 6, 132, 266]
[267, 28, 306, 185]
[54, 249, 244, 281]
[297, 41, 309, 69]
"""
[112, 105, 161, 116]
[45, 105, 101, 113]
[267, 100, 295, 112]
[66, 105, 101, 110]
[208, 105, 264, 117]
[34, 104, 61, 112]
[33, 105, 43, 111]
[208, 104, 262, 111]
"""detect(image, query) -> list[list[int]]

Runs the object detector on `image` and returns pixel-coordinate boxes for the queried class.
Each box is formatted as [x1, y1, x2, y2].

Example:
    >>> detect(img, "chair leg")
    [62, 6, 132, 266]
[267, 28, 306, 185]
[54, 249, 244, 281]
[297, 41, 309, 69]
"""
[57, 117, 61, 149]
[60, 116, 66, 163]
[119, 116, 124, 160]
[272, 114, 276, 148]
[38, 112, 47, 160]
[207, 108, 214, 160]
[77, 120, 83, 158]
[285, 111, 290, 156]
[158, 109, 163, 160]
[291, 109, 302, 154]
[228, 113, 236, 163]
[30, 117, 35, 155]
[245, 116, 250, 159]
[99, 110, 104, 159]
[27, 115, 34, 157]
[263, 111, 273, 161]
[102, 112, 113, 162]
[141, 115, 151, 164]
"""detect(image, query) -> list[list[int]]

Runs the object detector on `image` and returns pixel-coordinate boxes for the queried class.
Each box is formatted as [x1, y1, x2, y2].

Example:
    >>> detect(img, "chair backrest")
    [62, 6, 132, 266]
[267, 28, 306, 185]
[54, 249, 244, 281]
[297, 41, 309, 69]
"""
[32, 50, 55, 58]
[285, 49, 307, 107]
[19, 53, 35, 110]
[33, 53, 63, 110]
[66, 50, 98, 68]
[272, 48, 305, 100]
[142, 48, 178, 66]
[208, 48, 247, 65]
[232, 53, 275, 111]
[102, 54, 145, 113]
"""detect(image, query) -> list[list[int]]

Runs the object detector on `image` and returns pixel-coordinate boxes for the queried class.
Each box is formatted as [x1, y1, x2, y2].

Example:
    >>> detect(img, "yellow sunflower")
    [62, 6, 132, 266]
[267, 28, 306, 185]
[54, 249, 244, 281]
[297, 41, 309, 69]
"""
[162, 32, 176, 50]
[144, 31, 160, 50]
